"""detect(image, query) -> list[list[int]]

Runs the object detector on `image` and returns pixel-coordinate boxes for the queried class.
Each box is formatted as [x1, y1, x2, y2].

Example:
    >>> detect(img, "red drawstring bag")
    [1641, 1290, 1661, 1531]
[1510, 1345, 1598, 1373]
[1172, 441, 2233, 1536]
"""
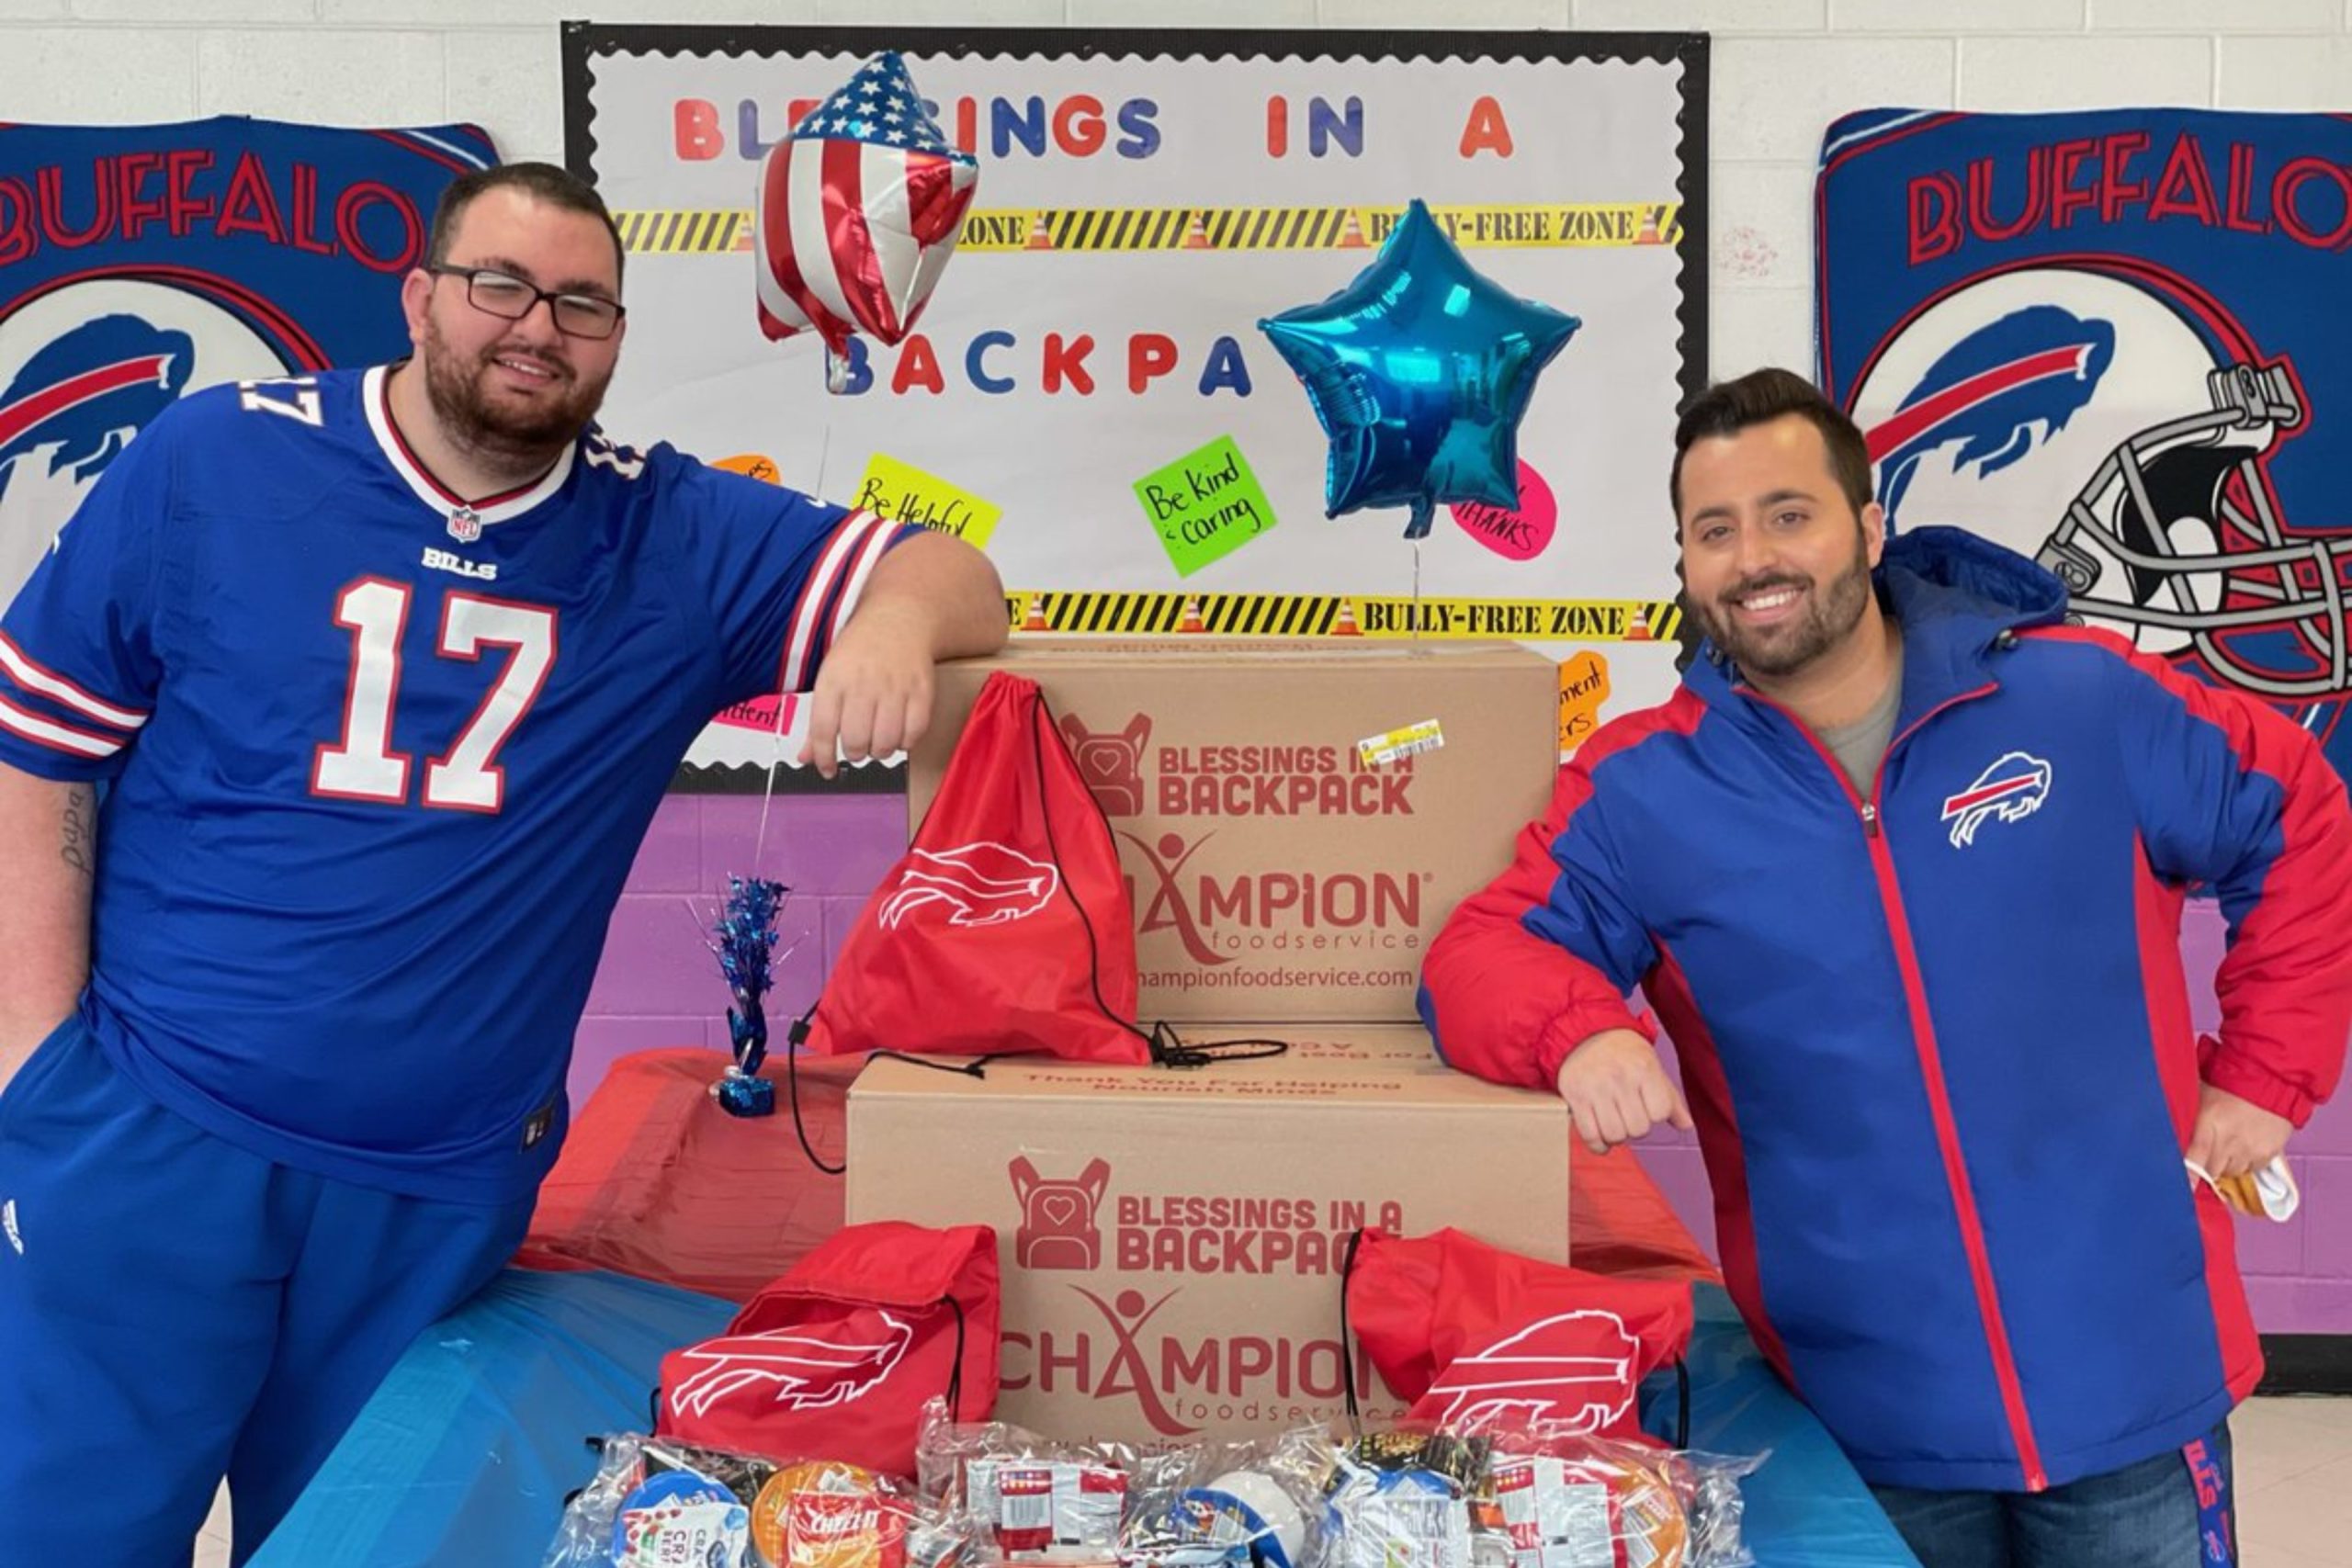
[1344, 1227, 1695, 1446]
[801, 671, 1152, 1066]
[654, 1221, 999, 1476]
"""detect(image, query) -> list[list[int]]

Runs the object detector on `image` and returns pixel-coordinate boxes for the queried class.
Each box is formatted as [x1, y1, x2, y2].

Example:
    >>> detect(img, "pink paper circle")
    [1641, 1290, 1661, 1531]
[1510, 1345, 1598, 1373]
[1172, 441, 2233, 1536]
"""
[1449, 461, 1556, 560]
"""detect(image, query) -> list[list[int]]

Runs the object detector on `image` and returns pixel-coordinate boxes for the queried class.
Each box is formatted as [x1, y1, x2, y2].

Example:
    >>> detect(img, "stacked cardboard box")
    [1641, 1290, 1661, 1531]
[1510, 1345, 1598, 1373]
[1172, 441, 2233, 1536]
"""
[848, 642, 1567, 1443]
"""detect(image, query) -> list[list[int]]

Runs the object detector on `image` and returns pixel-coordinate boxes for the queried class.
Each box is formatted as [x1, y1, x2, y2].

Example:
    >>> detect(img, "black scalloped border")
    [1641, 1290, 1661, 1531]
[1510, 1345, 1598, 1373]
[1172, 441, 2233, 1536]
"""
[560, 23, 1708, 404]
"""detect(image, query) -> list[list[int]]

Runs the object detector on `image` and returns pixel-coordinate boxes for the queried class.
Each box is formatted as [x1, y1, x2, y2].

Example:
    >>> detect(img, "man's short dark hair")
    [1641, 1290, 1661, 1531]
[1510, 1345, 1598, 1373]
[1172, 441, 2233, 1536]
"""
[1669, 367, 1873, 522]
[424, 162, 625, 288]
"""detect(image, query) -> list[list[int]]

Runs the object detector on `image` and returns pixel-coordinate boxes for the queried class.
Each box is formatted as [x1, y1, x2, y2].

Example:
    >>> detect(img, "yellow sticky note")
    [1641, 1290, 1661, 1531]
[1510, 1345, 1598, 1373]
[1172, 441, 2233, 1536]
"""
[1558, 651, 1613, 752]
[852, 452, 1001, 549]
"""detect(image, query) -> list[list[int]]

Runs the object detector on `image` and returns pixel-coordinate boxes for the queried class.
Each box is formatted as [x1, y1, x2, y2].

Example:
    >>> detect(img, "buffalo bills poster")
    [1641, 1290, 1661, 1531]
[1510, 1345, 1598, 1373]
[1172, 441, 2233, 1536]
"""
[1818, 108, 2352, 781]
[0, 116, 497, 610]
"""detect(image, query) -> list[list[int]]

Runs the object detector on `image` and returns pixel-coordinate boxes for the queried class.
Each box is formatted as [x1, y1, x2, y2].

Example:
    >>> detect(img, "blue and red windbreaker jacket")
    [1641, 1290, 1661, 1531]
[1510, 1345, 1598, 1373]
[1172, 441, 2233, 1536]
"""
[1420, 526, 2352, 1492]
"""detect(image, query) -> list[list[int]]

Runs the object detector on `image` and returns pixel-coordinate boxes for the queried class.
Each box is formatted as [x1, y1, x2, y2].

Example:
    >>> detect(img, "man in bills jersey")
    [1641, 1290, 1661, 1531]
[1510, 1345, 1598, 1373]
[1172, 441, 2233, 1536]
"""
[0, 163, 1003, 1563]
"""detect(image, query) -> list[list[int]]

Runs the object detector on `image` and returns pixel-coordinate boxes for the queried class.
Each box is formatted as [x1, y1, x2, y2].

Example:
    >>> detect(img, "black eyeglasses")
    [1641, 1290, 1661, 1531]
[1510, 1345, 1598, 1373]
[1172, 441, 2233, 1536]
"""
[427, 265, 626, 341]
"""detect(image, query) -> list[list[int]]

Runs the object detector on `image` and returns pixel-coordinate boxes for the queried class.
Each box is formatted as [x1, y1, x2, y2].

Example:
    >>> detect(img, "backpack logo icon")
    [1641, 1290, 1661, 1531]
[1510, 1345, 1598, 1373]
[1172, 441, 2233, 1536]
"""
[665, 1309, 914, 1418]
[1009, 1156, 1110, 1270]
[1057, 712, 1151, 816]
[877, 841, 1059, 930]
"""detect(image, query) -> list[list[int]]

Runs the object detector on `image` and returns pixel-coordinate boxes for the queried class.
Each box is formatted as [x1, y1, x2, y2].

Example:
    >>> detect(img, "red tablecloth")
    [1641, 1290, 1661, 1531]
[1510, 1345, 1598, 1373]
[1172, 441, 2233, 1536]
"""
[520, 1046, 1722, 1301]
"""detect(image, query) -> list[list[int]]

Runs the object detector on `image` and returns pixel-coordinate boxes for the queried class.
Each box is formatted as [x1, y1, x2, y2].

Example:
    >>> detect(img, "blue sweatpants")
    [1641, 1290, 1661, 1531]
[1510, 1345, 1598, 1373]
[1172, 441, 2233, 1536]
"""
[0, 1013, 537, 1565]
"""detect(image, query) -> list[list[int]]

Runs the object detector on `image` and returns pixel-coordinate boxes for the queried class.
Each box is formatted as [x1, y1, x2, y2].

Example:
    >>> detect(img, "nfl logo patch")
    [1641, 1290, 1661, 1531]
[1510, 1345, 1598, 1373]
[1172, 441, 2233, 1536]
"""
[447, 505, 481, 545]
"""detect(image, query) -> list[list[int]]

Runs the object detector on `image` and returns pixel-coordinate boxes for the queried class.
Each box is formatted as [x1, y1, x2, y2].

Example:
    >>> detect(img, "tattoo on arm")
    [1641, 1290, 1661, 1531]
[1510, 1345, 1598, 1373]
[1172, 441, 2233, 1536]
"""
[60, 784, 94, 877]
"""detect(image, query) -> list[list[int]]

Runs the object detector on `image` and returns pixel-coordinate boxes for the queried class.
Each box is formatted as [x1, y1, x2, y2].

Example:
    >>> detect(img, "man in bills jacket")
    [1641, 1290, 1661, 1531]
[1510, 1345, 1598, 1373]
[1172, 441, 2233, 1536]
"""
[1420, 368, 2352, 1568]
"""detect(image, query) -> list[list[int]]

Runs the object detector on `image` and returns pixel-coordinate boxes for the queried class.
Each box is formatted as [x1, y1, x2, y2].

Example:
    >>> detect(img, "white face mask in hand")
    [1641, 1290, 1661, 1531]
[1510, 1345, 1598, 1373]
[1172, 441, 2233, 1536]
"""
[2184, 1155, 2301, 1222]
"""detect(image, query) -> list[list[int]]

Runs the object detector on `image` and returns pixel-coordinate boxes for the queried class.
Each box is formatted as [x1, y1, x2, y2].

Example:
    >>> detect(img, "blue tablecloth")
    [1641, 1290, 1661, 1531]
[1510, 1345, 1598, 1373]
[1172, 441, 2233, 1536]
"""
[1645, 1287, 1923, 1566]
[253, 1269, 1918, 1566]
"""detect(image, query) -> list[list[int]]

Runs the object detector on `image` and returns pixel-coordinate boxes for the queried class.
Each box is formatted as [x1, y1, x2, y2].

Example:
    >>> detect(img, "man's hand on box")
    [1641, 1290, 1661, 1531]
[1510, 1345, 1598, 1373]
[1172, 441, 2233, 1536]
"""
[1556, 1029, 1692, 1156]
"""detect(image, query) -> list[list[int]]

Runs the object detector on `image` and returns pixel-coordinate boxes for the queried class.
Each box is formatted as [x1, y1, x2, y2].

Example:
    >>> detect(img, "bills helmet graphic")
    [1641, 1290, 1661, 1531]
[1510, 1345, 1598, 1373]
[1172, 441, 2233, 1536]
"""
[664, 1308, 914, 1420]
[1009, 1155, 1110, 1271]
[876, 840, 1059, 930]
[1058, 711, 1151, 817]
[1847, 263, 2352, 763]
[1940, 750, 2053, 848]
[0, 315, 194, 494]
[0, 278, 298, 610]
[1415, 1310, 1641, 1435]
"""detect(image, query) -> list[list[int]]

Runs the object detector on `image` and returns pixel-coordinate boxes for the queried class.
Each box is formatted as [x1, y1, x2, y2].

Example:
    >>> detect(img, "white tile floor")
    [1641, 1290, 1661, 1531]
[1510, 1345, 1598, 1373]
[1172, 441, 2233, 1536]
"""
[190, 1394, 2352, 1565]
[2232, 1394, 2352, 1565]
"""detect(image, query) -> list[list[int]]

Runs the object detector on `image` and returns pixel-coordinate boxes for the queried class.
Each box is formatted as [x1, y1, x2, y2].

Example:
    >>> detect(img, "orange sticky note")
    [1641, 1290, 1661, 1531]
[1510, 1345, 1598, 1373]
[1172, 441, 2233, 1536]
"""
[1558, 650, 1613, 752]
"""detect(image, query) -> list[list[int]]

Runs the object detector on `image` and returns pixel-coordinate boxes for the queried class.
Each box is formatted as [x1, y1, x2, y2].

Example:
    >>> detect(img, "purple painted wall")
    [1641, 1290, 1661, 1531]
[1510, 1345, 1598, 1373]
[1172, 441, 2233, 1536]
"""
[571, 793, 905, 1111]
[582, 795, 2352, 1334]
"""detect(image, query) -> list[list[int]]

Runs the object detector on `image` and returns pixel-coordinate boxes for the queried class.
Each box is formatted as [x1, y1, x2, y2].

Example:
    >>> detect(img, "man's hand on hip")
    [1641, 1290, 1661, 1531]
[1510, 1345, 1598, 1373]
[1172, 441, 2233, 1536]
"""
[1556, 1028, 1693, 1156]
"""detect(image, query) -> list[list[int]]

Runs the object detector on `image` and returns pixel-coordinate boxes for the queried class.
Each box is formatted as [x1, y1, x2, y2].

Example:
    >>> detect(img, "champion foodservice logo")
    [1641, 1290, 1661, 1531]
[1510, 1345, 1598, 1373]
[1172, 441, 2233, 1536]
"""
[1121, 828, 1229, 966]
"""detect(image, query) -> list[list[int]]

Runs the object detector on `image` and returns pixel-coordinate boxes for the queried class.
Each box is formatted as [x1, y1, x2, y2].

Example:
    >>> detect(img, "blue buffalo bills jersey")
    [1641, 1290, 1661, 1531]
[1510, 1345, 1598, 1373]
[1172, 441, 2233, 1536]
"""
[0, 365, 911, 1201]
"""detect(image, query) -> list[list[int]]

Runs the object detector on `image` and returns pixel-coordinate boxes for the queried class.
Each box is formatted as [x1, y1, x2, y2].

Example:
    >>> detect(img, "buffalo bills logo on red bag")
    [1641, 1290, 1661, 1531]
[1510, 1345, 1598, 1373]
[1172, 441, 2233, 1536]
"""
[876, 841, 1059, 930]
[1057, 712, 1151, 816]
[665, 1310, 913, 1419]
[1009, 1156, 1110, 1270]
[1420, 1310, 1641, 1434]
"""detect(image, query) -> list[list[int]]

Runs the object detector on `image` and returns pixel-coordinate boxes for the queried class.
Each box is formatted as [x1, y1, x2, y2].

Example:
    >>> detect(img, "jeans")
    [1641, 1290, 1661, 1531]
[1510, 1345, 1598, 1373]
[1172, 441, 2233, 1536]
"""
[1871, 1422, 2234, 1568]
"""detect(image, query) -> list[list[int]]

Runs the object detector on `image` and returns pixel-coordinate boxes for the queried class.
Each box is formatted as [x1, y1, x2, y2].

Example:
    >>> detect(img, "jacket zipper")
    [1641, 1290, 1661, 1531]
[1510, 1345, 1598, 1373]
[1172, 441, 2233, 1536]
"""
[1749, 681, 2052, 1492]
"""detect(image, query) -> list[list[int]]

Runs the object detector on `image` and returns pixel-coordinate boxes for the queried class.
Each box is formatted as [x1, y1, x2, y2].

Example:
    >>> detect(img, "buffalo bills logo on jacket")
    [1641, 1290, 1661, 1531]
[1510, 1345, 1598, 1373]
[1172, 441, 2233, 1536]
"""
[876, 841, 1059, 930]
[664, 1308, 914, 1419]
[1417, 1310, 1642, 1434]
[1940, 750, 2053, 848]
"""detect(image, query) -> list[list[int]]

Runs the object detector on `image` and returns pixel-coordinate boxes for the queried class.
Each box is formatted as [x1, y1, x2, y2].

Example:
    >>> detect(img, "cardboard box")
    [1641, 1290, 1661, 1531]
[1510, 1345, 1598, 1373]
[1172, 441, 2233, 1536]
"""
[908, 642, 1558, 1021]
[846, 1024, 1568, 1446]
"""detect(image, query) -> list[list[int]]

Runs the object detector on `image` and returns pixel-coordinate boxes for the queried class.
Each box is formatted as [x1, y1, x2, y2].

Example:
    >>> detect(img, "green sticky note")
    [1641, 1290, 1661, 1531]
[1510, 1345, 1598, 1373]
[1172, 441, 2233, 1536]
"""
[1133, 435, 1278, 578]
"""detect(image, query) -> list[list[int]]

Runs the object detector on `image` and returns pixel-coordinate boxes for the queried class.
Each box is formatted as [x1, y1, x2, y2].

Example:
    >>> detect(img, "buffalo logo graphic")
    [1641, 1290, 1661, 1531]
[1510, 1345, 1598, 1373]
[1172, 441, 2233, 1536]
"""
[877, 841, 1059, 931]
[1058, 711, 1151, 817]
[0, 315, 192, 502]
[1010, 1155, 1110, 1271]
[1866, 305, 2114, 524]
[0, 279, 295, 611]
[666, 1309, 914, 1419]
[1940, 750, 2053, 849]
[1419, 1310, 1640, 1434]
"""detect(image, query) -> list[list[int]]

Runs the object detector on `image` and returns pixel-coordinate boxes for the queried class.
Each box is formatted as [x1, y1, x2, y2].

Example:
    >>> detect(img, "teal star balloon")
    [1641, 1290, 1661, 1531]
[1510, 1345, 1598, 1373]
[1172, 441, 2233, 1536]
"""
[1260, 199, 1580, 539]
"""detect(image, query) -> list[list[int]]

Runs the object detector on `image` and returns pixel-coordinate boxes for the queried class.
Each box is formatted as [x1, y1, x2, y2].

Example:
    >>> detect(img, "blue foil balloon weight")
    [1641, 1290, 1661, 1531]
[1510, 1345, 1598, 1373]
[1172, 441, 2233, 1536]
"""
[709, 875, 788, 1118]
[1259, 199, 1579, 538]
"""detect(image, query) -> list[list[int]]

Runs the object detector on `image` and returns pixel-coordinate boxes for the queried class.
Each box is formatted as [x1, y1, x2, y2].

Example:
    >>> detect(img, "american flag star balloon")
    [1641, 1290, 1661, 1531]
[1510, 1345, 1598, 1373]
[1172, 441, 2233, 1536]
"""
[755, 52, 979, 393]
